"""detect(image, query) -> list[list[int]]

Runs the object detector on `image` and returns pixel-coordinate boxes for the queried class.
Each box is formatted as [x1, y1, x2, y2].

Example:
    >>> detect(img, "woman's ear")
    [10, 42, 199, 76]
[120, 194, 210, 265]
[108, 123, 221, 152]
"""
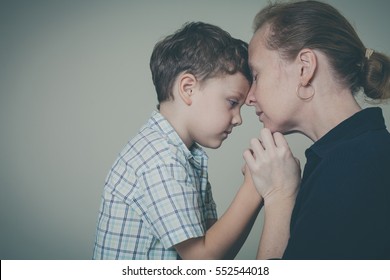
[178, 73, 197, 106]
[298, 48, 317, 86]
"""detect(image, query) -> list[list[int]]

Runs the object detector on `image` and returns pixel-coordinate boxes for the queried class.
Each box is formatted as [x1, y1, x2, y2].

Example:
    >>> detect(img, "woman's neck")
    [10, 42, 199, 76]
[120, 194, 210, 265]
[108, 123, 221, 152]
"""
[300, 88, 362, 142]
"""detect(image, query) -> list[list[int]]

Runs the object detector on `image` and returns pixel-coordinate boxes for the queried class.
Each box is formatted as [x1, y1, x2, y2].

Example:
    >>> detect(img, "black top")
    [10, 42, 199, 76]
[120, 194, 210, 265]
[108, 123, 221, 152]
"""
[283, 107, 390, 259]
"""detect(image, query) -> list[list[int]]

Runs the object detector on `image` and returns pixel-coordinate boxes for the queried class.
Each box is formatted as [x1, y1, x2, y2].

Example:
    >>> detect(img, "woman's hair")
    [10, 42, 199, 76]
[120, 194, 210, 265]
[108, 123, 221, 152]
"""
[253, 0, 390, 101]
[150, 21, 251, 105]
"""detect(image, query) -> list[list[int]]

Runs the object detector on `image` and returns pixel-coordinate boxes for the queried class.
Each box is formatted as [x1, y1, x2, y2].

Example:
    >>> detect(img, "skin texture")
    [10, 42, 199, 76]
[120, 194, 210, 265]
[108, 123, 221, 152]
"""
[246, 27, 303, 135]
[185, 73, 249, 149]
[161, 72, 249, 149]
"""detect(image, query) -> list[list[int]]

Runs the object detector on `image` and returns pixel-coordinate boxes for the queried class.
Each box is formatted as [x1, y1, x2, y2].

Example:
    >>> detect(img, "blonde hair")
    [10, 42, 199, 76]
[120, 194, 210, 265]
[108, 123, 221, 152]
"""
[253, 1, 390, 101]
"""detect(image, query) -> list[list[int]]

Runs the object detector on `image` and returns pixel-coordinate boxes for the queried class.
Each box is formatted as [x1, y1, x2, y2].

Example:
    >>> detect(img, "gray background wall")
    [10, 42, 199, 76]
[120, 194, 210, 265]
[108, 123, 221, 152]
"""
[1, 0, 389, 259]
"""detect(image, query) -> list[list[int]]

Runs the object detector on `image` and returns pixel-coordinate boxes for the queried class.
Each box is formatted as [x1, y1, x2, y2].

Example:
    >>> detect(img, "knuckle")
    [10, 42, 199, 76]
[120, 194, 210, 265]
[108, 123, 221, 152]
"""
[250, 138, 259, 146]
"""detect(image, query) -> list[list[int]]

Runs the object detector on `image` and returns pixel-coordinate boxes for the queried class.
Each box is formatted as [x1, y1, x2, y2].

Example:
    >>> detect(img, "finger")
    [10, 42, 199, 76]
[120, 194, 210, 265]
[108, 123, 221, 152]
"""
[259, 128, 276, 150]
[273, 132, 288, 148]
[242, 163, 252, 176]
[243, 149, 256, 168]
[294, 157, 301, 167]
[250, 138, 265, 157]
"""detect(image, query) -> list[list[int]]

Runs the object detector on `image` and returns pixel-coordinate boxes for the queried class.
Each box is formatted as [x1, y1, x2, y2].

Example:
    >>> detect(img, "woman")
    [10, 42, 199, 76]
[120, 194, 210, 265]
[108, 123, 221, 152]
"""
[244, 1, 390, 259]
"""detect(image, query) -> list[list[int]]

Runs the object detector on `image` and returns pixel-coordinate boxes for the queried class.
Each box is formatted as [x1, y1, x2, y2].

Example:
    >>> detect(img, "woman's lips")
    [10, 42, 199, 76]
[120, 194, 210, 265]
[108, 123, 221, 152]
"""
[256, 111, 264, 121]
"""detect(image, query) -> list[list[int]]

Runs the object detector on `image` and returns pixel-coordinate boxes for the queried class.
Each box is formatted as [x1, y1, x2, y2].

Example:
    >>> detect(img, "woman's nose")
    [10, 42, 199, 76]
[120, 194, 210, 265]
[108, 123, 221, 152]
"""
[245, 86, 256, 106]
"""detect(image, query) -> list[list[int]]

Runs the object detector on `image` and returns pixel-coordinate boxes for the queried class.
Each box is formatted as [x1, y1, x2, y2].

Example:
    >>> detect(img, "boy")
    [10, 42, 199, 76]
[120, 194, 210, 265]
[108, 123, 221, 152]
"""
[93, 22, 262, 259]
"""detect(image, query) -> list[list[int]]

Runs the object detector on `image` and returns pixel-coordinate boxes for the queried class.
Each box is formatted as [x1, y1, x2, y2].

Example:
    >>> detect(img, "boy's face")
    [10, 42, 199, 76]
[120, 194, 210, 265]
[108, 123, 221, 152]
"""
[188, 73, 250, 148]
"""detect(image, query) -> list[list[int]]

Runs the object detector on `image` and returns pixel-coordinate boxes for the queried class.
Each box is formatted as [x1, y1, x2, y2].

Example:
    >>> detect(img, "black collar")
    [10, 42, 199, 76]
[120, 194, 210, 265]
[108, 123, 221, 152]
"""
[306, 107, 386, 159]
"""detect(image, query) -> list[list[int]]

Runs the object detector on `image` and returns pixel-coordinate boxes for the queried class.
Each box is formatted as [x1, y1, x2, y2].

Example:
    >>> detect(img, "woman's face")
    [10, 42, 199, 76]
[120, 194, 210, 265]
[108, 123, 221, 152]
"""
[246, 27, 302, 134]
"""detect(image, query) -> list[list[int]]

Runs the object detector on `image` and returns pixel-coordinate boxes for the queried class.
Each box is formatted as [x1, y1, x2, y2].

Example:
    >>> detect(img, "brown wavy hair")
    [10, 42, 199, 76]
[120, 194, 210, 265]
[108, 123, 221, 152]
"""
[150, 22, 251, 106]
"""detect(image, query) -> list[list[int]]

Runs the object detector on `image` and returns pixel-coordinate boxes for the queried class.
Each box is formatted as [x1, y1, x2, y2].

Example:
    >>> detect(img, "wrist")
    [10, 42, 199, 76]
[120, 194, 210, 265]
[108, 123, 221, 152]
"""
[241, 180, 263, 205]
[263, 188, 297, 208]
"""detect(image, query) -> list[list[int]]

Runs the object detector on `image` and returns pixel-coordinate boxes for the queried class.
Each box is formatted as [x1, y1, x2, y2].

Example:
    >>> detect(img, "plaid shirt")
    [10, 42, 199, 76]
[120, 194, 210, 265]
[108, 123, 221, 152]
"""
[93, 111, 217, 259]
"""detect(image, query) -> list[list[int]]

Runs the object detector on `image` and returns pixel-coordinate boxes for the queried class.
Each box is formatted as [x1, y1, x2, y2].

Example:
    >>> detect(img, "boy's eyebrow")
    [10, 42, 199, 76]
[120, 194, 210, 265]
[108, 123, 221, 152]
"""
[231, 89, 248, 100]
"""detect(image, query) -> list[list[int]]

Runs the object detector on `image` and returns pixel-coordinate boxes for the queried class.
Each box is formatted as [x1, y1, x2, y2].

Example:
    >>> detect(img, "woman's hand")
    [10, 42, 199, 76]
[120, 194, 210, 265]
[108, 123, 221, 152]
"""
[243, 128, 301, 204]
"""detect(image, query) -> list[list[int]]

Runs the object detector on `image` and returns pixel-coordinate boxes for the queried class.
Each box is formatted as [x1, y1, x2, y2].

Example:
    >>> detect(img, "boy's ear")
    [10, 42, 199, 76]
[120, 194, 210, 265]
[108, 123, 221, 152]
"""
[298, 49, 317, 86]
[178, 73, 197, 106]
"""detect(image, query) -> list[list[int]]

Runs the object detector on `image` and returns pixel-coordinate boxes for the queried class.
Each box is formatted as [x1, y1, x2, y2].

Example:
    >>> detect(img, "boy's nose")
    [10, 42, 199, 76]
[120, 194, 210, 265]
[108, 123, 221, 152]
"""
[233, 112, 243, 126]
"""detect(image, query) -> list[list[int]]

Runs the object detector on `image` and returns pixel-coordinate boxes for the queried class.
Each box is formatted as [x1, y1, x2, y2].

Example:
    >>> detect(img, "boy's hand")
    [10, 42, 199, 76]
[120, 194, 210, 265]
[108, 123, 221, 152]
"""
[243, 128, 301, 204]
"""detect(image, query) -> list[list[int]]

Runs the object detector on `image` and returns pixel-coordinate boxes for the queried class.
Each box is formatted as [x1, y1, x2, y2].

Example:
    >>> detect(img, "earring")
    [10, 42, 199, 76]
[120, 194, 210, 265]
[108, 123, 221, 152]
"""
[296, 83, 315, 101]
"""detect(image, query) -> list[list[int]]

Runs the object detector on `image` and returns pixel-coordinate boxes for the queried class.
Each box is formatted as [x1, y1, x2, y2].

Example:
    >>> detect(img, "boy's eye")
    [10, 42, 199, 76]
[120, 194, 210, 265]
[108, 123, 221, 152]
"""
[228, 99, 239, 107]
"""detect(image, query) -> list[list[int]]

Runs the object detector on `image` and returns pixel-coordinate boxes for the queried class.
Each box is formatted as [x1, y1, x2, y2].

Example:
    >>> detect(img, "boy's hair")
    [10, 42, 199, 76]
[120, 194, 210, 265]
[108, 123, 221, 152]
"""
[150, 21, 252, 106]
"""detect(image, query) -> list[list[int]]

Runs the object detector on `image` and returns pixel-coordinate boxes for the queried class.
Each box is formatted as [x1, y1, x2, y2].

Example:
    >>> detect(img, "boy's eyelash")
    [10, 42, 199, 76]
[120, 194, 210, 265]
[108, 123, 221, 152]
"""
[228, 99, 239, 107]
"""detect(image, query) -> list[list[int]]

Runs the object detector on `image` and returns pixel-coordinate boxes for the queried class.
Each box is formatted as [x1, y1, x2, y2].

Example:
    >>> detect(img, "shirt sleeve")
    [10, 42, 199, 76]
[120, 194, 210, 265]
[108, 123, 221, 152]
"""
[204, 181, 218, 221]
[135, 163, 208, 249]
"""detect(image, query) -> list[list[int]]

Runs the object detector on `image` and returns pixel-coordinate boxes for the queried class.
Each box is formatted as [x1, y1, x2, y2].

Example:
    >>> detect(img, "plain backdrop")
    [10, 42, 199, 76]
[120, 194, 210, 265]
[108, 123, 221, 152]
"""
[1, 0, 389, 259]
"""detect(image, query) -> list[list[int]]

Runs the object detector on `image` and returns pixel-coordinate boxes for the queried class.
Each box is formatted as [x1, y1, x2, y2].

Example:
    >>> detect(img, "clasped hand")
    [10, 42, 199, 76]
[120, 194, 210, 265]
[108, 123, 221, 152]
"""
[243, 128, 301, 204]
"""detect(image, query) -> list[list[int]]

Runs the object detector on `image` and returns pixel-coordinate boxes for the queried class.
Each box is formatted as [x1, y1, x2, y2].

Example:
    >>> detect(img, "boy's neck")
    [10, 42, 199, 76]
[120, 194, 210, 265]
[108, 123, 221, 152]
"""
[159, 102, 194, 149]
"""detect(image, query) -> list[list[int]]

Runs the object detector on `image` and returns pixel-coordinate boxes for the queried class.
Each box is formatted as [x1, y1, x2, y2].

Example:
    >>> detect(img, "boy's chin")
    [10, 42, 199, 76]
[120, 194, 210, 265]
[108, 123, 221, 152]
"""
[198, 139, 223, 149]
